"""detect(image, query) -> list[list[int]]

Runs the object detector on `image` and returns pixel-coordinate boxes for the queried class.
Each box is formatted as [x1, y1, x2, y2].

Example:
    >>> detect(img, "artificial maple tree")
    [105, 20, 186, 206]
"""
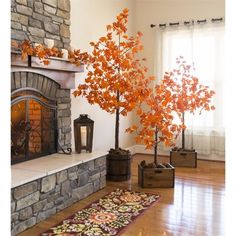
[169, 56, 215, 150]
[72, 8, 154, 151]
[126, 76, 183, 165]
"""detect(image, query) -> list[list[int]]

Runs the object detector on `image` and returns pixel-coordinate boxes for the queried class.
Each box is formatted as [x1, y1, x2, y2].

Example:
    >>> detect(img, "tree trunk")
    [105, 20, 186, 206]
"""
[182, 112, 185, 150]
[115, 90, 120, 149]
[154, 126, 158, 165]
[115, 34, 121, 150]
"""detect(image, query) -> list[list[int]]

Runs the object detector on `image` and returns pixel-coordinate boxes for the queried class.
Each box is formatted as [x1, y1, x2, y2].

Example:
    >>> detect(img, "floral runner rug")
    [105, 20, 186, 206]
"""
[41, 188, 160, 236]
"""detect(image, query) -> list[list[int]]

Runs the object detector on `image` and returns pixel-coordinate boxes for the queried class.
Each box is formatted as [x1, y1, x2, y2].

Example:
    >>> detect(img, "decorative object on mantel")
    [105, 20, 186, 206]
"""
[44, 38, 54, 49]
[61, 48, 69, 59]
[169, 56, 215, 168]
[11, 39, 87, 67]
[11, 40, 62, 65]
[74, 114, 94, 153]
[40, 188, 159, 236]
[127, 74, 182, 188]
[72, 9, 154, 181]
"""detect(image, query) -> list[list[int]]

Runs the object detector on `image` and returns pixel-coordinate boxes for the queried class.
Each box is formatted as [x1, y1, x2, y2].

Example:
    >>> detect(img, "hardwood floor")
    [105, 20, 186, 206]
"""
[18, 154, 225, 236]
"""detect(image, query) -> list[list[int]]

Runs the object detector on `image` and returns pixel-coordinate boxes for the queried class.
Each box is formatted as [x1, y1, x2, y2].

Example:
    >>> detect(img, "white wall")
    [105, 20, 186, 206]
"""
[70, 0, 136, 152]
[135, 0, 225, 75]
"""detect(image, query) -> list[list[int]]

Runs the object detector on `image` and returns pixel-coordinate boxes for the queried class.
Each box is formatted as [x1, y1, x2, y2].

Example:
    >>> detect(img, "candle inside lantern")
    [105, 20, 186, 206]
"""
[80, 126, 87, 146]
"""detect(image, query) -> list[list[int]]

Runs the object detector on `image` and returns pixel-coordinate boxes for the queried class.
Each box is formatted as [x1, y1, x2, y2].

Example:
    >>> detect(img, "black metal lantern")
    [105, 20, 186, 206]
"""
[74, 114, 94, 153]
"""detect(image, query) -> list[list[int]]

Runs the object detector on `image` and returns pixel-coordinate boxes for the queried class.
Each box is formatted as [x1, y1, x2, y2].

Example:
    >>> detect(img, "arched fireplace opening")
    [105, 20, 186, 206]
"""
[11, 71, 72, 164]
[11, 88, 57, 164]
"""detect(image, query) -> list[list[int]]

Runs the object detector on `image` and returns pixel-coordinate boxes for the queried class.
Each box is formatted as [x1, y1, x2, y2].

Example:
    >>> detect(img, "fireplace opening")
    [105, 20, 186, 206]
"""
[11, 89, 57, 164]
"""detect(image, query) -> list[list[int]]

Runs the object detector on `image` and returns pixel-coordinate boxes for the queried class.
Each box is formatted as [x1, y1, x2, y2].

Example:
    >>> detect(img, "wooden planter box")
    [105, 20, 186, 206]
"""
[170, 150, 197, 168]
[138, 164, 175, 188]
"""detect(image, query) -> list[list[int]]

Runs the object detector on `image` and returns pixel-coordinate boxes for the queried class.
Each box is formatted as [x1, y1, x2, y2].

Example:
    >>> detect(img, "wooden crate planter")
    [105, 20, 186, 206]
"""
[138, 164, 175, 188]
[170, 150, 197, 168]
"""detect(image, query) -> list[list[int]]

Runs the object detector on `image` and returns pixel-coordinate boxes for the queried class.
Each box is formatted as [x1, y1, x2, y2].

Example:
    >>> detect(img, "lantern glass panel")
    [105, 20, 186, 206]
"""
[80, 126, 87, 146]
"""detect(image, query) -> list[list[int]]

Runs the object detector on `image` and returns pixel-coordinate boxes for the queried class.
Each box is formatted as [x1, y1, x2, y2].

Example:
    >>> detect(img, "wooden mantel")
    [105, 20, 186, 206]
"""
[11, 52, 84, 89]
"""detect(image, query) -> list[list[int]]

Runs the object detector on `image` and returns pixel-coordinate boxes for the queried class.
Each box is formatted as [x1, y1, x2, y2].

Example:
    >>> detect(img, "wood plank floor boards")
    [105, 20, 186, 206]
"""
[18, 154, 225, 236]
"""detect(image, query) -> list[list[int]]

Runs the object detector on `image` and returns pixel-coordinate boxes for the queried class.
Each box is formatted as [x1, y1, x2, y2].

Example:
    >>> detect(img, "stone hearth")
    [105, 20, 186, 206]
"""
[11, 151, 107, 235]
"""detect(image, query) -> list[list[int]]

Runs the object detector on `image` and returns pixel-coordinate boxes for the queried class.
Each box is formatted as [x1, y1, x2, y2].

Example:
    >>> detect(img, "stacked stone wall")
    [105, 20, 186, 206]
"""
[11, 0, 71, 49]
[11, 156, 107, 235]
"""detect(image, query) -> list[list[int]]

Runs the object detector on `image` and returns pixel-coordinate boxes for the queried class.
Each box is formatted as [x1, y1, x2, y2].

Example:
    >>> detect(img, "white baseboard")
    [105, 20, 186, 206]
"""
[198, 154, 225, 162]
[126, 145, 225, 162]
[126, 145, 168, 156]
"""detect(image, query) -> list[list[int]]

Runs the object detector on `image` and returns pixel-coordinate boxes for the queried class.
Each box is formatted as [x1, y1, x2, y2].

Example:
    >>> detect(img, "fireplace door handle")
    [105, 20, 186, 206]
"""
[25, 121, 32, 132]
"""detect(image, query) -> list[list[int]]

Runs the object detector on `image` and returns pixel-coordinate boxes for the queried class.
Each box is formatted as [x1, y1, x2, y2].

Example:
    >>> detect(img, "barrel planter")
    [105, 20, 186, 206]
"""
[106, 150, 132, 181]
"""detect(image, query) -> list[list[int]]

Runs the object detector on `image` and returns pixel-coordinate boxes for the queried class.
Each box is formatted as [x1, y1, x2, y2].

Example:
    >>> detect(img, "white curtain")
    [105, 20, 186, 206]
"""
[155, 22, 225, 160]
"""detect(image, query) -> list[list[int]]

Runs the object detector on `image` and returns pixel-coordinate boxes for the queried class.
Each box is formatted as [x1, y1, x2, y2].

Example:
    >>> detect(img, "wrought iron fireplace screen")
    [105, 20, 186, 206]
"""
[11, 88, 57, 164]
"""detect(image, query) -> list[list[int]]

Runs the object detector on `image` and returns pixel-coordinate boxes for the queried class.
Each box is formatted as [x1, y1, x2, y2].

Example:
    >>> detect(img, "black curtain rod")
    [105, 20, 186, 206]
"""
[150, 17, 223, 28]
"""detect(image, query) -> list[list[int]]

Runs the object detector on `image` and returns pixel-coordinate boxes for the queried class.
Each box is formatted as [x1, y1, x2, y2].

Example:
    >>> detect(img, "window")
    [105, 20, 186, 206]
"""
[155, 22, 225, 158]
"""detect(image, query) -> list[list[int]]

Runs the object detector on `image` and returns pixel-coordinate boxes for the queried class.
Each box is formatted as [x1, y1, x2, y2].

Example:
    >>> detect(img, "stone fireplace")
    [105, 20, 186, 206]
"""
[11, 52, 81, 164]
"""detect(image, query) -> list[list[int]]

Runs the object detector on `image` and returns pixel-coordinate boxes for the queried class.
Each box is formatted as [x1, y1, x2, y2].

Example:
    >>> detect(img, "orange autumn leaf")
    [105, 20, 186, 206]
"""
[99, 37, 107, 42]
[42, 60, 50, 65]
[21, 52, 28, 61]
[106, 25, 112, 31]
[137, 108, 142, 115]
